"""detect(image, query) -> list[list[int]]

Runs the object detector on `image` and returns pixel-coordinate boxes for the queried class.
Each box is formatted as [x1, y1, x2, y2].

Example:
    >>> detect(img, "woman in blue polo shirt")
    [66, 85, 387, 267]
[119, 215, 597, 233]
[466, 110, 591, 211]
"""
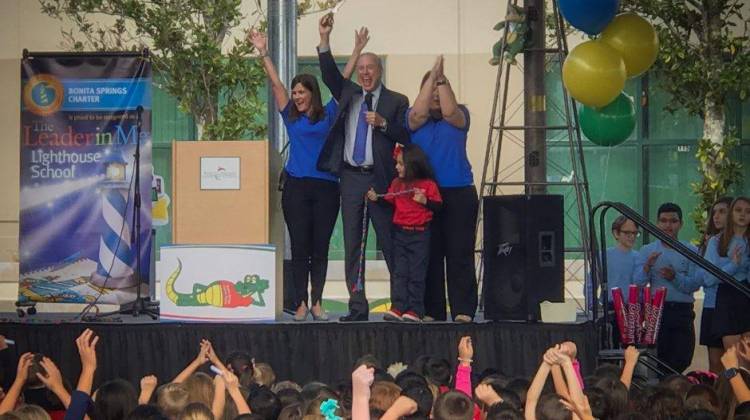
[406, 56, 477, 322]
[249, 30, 346, 321]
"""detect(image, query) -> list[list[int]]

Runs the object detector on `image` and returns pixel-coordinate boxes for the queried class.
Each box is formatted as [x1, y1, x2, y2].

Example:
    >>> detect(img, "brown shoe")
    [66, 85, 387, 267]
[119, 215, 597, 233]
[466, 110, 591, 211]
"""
[454, 314, 473, 323]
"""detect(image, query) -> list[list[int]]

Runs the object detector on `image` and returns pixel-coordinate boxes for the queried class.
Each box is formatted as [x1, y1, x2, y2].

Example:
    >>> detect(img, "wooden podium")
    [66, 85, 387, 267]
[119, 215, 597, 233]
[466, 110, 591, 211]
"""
[171, 140, 283, 316]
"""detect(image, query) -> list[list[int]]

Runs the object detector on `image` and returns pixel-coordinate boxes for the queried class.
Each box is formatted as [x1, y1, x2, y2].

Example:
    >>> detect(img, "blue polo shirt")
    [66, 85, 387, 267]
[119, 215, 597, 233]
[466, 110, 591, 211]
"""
[281, 99, 338, 182]
[698, 235, 749, 308]
[406, 105, 474, 188]
[605, 246, 639, 300]
[633, 240, 701, 303]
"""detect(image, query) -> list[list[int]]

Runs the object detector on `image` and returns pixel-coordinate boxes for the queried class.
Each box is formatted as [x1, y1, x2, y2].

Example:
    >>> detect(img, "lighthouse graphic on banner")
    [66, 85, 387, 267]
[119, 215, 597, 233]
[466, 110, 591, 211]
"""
[90, 153, 135, 288]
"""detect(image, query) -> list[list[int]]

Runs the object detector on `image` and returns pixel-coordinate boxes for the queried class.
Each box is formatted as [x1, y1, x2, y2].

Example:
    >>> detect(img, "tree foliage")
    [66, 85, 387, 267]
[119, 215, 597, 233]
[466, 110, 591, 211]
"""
[39, 0, 336, 140]
[622, 0, 750, 116]
[621, 0, 748, 237]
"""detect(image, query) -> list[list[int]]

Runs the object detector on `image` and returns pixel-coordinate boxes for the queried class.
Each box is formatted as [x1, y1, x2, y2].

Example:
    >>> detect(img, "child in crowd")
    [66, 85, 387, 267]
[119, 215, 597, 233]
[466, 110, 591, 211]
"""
[367, 144, 442, 322]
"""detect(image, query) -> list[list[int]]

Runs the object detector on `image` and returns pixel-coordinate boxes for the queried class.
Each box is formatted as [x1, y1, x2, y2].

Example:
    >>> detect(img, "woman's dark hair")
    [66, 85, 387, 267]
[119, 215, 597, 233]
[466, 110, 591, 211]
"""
[719, 196, 750, 257]
[585, 387, 612, 420]
[93, 379, 138, 420]
[422, 357, 451, 387]
[287, 74, 324, 123]
[699, 197, 733, 254]
[432, 390, 472, 420]
[276, 402, 303, 420]
[125, 404, 168, 420]
[685, 384, 720, 416]
[592, 377, 629, 415]
[536, 393, 571, 420]
[505, 378, 530, 408]
[275, 388, 302, 409]
[400, 144, 434, 183]
[644, 389, 685, 420]
[486, 402, 524, 420]
[246, 387, 281, 420]
[682, 409, 718, 420]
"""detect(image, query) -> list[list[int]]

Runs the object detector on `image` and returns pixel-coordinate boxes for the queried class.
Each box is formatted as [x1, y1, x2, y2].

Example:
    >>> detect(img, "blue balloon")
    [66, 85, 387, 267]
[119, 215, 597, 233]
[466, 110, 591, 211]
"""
[559, 0, 620, 35]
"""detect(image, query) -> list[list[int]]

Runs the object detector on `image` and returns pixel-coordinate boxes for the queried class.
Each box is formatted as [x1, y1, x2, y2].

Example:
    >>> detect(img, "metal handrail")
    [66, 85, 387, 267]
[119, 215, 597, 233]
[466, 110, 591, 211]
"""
[589, 201, 750, 347]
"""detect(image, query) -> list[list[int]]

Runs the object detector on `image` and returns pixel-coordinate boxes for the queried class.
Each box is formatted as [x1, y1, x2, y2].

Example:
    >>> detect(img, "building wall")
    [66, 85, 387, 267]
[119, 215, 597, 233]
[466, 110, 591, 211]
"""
[0, 0, 523, 290]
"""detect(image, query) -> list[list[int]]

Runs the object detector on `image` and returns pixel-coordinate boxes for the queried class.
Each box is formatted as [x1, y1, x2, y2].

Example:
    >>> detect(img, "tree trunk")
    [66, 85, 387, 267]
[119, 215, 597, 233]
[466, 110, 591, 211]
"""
[196, 120, 205, 141]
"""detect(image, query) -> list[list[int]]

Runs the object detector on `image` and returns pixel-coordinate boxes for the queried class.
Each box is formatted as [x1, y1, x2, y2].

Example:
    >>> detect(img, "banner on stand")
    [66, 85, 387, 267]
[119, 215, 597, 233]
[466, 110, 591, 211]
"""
[19, 53, 152, 304]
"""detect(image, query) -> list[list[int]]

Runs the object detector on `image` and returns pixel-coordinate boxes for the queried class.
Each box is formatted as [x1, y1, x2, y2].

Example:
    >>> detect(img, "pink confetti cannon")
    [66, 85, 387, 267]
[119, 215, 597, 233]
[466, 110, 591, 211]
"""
[643, 287, 667, 345]
[612, 287, 629, 345]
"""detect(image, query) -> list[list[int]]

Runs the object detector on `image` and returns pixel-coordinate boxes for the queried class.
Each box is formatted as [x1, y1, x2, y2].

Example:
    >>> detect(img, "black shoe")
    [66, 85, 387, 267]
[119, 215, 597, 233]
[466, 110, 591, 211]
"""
[339, 312, 368, 322]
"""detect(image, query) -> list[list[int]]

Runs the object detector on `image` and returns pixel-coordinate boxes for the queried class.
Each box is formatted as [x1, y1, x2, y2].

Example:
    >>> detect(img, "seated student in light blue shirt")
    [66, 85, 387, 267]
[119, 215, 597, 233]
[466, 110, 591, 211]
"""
[634, 202, 701, 373]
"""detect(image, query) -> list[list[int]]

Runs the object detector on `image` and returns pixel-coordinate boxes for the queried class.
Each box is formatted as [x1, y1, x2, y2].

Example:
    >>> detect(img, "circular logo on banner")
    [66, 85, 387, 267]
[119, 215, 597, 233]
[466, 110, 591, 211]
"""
[23, 74, 64, 116]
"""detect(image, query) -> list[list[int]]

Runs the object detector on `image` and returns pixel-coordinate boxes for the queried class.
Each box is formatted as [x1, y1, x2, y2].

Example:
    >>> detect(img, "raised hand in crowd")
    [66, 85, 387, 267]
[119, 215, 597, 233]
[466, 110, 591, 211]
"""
[248, 28, 289, 111]
[620, 345, 640, 389]
[224, 370, 251, 415]
[36, 357, 72, 408]
[721, 346, 750, 404]
[475, 383, 502, 408]
[205, 341, 228, 372]
[318, 13, 334, 48]
[351, 364, 375, 420]
[342, 26, 370, 80]
[138, 374, 158, 405]
[560, 394, 594, 420]
[75, 328, 99, 395]
[381, 395, 418, 420]
[0, 352, 33, 414]
[458, 336, 473, 367]
[174, 339, 211, 383]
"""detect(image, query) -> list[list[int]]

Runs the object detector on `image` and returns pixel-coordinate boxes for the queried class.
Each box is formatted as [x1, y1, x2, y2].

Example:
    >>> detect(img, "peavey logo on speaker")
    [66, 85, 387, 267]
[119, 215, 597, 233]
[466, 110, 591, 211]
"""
[496, 242, 513, 256]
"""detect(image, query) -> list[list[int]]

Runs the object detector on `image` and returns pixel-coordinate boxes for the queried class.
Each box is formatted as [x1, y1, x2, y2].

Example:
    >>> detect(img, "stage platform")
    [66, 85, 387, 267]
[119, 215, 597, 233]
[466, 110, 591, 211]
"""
[0, 315, 597, 386]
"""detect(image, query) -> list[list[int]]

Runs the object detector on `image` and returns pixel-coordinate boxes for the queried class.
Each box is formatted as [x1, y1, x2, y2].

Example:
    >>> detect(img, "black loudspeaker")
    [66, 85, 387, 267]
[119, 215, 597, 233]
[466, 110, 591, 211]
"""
[482, 195, 564, 321]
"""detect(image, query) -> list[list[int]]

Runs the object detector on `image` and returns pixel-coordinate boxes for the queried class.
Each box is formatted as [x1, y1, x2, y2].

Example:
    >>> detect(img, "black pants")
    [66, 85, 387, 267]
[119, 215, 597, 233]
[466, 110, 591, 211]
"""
[392, 228, 431, 317]
[424, 186, 479, 320]
[281, 176, 340, 308]
[657, 302, 695, 374]
[340, 168, 395, 315]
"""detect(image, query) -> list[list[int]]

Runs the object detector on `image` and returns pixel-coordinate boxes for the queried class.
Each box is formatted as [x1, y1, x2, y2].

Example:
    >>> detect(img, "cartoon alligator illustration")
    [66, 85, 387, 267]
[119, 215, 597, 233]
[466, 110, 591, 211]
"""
[165, 259, 269, 308]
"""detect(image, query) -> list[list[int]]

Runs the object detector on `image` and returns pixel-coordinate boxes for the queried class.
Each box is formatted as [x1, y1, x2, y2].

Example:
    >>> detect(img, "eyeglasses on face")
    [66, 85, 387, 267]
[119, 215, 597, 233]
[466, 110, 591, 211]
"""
[619, 230, 641, 237]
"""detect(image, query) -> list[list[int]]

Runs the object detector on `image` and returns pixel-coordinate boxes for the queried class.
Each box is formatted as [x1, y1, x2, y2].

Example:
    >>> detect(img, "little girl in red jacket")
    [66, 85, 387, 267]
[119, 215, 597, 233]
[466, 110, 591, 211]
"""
[368, 144, 442, 322]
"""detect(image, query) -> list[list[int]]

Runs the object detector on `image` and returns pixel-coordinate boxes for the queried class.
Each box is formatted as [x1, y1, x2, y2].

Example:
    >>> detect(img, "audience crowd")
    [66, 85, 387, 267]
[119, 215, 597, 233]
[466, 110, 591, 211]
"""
[0, 330, 749, 420]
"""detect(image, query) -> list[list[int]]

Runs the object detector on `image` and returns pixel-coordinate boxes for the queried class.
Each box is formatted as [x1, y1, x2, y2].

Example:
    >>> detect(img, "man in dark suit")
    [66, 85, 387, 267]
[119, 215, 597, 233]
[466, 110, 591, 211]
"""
[316, 14, 410, 322]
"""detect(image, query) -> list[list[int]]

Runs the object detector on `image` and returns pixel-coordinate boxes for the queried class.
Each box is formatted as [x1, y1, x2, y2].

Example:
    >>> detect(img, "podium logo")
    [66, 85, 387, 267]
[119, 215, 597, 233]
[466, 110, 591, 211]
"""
[200, 157, 240, 190]
[24, 75, 64, 116]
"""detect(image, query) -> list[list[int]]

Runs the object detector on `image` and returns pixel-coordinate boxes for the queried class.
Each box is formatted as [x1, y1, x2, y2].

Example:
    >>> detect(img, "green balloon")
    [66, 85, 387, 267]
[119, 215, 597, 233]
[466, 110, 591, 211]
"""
[579, 92, 636, 146]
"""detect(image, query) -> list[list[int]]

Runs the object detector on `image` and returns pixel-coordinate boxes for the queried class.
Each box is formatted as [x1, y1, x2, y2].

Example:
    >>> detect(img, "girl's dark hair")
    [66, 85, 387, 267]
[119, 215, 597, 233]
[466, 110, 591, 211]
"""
[719, 196, 750, 257]
[400, 144, 434, 183]
[645, 389, 685, 420]
[125, 405, 168, 420]
[287, 74, 324, 123]
[700, 197, 733, 254]
[93, 379, 138, 420]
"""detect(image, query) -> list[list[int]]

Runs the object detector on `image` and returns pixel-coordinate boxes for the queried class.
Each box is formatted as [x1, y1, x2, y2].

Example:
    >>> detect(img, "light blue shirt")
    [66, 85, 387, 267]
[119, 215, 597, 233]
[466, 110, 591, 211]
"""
[344, 84, 382, 166]
[634, 240, 701, 303]
[605, 246, 639, 300]
[697, 235, 749, 308]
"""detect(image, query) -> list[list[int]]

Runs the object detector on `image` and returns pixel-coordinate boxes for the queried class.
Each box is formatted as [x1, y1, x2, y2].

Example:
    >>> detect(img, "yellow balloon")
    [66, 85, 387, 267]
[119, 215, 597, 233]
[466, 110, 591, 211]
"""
[600, 13, 659, 78]
[562, 40, 626, 108]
